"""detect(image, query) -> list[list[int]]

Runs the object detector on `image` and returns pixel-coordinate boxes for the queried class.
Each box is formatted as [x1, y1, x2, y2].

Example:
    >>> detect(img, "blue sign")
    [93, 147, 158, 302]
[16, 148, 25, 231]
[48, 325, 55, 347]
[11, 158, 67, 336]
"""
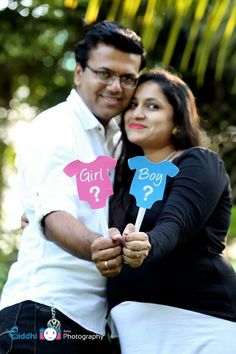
[128, 156, 179, 208]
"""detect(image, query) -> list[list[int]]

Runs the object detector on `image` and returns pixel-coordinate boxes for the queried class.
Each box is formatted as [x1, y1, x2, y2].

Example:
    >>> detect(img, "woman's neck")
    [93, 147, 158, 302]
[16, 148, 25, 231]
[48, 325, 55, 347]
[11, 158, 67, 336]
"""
[144, 146, 177, 162]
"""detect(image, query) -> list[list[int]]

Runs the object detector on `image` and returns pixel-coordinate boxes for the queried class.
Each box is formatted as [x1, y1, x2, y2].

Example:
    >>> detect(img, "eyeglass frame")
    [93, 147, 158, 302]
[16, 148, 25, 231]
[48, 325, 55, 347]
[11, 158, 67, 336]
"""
[85, 64, 139, 89]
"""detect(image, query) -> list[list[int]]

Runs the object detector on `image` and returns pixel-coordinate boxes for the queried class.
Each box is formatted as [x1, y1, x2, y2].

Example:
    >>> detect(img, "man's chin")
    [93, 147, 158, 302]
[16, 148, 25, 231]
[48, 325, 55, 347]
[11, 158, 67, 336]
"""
[95, 110, 121, 124]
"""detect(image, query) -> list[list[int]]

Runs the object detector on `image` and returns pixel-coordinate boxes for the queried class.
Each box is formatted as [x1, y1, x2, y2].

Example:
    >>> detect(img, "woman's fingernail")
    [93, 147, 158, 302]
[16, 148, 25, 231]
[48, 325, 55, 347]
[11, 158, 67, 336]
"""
[109, 228, 121, 237]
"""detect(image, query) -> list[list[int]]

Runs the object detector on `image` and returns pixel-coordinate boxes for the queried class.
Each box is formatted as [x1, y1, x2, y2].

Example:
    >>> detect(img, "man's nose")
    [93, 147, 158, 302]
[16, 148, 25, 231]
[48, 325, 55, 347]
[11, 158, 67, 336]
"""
[107, 77, 122, 92]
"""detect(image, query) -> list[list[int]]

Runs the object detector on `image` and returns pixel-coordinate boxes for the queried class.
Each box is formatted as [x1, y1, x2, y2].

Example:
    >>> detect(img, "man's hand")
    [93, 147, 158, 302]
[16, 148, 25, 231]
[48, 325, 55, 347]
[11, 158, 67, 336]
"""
[122, 223, 151, 268]
[21, 213, 29, 229]
[91, 228, 123, 277]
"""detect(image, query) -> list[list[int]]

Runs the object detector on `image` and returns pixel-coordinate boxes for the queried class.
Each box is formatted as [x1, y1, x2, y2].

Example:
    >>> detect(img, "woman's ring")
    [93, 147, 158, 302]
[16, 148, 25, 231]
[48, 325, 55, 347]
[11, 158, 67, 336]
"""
[104, 260, 109, 270]
[136, 252, 140, 258]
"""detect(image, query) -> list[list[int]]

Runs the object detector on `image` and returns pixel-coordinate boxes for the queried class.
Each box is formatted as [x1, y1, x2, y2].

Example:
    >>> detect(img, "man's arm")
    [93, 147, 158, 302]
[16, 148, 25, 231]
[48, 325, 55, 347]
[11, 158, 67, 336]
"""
[22, 210, 123, 268]
[43, 211, 99, 260]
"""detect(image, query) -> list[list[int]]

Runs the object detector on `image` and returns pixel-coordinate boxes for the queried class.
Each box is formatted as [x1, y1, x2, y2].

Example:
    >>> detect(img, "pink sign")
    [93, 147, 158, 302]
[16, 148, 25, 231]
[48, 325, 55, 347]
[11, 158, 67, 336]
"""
[63, 156, 117, 209]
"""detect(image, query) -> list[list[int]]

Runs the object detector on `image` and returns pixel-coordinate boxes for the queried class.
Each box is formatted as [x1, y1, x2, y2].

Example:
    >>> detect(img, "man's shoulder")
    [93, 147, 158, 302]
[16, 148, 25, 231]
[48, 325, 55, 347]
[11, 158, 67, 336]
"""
[33, 100, 69, 125]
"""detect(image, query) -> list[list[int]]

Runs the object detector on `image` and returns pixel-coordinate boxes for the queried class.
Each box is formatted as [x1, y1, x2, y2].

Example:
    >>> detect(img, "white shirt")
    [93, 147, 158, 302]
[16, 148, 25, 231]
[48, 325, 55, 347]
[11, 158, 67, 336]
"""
[0, 89, 120, 335]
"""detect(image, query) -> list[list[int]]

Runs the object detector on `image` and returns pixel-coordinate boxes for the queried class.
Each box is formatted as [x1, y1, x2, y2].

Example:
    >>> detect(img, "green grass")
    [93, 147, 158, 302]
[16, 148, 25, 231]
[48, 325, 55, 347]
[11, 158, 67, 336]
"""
[228, 205, 236, 241]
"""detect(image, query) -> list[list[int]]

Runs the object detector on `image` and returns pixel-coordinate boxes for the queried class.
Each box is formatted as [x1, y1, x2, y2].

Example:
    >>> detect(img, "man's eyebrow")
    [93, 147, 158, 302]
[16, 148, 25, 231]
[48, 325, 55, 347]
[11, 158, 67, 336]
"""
[97, 67, 137, 76]
[95, 66, 112, 71]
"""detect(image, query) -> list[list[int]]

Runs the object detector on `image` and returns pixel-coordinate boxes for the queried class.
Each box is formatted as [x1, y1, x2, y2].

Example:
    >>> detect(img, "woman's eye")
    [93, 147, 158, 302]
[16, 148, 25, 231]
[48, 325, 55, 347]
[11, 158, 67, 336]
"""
[148, 103, 158, 109]
[128, 102, 137, 109]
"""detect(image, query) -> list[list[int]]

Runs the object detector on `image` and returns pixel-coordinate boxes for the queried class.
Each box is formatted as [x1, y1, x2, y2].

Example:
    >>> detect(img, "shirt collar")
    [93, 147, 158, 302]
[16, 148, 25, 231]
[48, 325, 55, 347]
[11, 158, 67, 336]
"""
[67, 88, 99, 130]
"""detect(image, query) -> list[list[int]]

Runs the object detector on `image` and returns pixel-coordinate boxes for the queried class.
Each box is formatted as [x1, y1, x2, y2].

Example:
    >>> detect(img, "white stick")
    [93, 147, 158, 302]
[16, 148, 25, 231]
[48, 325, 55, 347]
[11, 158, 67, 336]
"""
[135, 207, 146, 232]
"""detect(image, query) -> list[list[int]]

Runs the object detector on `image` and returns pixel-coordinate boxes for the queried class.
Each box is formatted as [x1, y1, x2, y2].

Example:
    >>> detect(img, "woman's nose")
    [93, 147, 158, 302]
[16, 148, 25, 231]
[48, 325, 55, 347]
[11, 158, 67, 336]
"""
[132, 105, 145, 118]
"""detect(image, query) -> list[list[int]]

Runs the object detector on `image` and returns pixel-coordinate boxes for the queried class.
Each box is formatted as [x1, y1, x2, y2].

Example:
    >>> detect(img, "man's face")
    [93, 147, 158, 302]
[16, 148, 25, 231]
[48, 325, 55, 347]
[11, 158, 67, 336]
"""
[74, 43, 141, 126]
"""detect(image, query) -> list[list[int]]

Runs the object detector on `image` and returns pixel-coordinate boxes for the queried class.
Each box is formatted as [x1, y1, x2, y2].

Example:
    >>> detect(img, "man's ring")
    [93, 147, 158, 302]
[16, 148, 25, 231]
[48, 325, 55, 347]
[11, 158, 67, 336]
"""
[104, 260, 109, 270]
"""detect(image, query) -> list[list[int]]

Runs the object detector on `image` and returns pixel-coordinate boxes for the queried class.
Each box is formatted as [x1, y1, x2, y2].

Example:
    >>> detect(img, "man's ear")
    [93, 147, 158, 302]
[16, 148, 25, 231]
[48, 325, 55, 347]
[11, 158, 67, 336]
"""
[74, 63, 83, 88]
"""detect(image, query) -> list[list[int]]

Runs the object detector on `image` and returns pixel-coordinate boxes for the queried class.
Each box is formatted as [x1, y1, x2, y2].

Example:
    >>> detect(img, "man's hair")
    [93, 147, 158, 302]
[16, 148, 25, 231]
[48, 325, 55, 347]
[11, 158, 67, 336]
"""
[75, 20, 146, 70]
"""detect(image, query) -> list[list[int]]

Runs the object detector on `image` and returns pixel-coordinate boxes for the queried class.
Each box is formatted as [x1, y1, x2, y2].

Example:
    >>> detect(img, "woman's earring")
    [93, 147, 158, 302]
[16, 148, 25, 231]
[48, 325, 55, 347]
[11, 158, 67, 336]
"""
[172, 126, 181, 136]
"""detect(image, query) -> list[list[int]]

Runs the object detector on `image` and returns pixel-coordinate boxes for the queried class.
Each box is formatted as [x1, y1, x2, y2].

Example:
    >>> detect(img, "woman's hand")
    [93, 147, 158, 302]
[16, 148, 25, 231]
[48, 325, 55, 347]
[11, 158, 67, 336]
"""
[122, 223, 151, 268]
[91, 228, 123, 277]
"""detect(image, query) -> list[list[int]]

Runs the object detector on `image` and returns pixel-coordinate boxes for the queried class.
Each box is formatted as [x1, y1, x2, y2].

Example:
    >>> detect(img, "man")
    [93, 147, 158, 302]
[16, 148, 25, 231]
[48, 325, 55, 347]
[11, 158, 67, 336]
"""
[0, 20, 146, 354]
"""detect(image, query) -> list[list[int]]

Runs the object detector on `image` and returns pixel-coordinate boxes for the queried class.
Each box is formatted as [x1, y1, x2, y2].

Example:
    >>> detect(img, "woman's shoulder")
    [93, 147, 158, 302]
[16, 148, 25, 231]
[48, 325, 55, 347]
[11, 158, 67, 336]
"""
[175, 147, 221, 163]
[174, 147, 228, 179]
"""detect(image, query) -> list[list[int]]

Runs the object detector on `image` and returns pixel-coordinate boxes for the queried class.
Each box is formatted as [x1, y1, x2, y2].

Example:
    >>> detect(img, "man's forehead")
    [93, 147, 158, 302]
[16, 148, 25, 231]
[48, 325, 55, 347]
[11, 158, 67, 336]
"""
[88, 43, 142, 73]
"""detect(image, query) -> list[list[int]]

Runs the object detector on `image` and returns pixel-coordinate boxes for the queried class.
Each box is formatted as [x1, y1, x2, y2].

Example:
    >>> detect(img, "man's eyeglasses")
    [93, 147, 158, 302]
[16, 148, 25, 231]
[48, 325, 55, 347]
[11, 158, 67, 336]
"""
[86, 64, 138, 89]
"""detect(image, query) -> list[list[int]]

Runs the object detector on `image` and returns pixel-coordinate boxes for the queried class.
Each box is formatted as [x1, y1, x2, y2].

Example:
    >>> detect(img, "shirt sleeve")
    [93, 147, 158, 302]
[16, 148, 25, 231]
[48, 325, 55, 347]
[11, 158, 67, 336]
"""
[64, 160, 80, 177]
[146, 148, 231, 260]
[128, 156, 144, 170]
[164, 160, 179, 177]
[17, 111, 80, 230]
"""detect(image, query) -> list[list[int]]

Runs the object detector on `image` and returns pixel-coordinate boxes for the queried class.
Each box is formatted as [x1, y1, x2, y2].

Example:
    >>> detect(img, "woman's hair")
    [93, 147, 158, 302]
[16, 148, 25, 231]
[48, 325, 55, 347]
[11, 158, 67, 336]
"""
[110, 68, 204, 228]
[75, 20, 146, 71]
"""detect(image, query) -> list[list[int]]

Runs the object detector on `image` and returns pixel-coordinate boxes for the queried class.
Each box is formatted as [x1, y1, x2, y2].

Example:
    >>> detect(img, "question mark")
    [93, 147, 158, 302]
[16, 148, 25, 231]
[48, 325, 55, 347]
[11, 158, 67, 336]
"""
[89, 186, 100, 202]
[143, 185, 154, 201]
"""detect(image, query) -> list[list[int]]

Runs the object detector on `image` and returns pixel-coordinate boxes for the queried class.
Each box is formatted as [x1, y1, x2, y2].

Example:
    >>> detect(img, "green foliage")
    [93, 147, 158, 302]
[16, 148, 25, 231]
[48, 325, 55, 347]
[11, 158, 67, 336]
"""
[0, 228, 19, 294]
[228, 206, 236, 240]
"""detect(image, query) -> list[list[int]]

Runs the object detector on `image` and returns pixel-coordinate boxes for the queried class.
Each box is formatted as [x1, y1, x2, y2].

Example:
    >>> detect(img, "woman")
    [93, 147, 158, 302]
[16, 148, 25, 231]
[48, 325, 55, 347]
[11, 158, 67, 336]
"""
[105, 69, 236, 353]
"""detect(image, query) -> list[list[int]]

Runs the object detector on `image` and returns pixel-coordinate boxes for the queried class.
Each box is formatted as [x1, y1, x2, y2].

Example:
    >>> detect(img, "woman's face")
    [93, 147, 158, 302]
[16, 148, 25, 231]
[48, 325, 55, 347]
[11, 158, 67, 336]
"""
[124, 81, 175, 152]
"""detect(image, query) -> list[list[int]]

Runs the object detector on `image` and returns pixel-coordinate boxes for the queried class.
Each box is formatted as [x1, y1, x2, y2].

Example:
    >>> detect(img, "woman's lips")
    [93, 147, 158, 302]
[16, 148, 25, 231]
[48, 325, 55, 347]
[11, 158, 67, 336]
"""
[129, 123, 146, 129]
